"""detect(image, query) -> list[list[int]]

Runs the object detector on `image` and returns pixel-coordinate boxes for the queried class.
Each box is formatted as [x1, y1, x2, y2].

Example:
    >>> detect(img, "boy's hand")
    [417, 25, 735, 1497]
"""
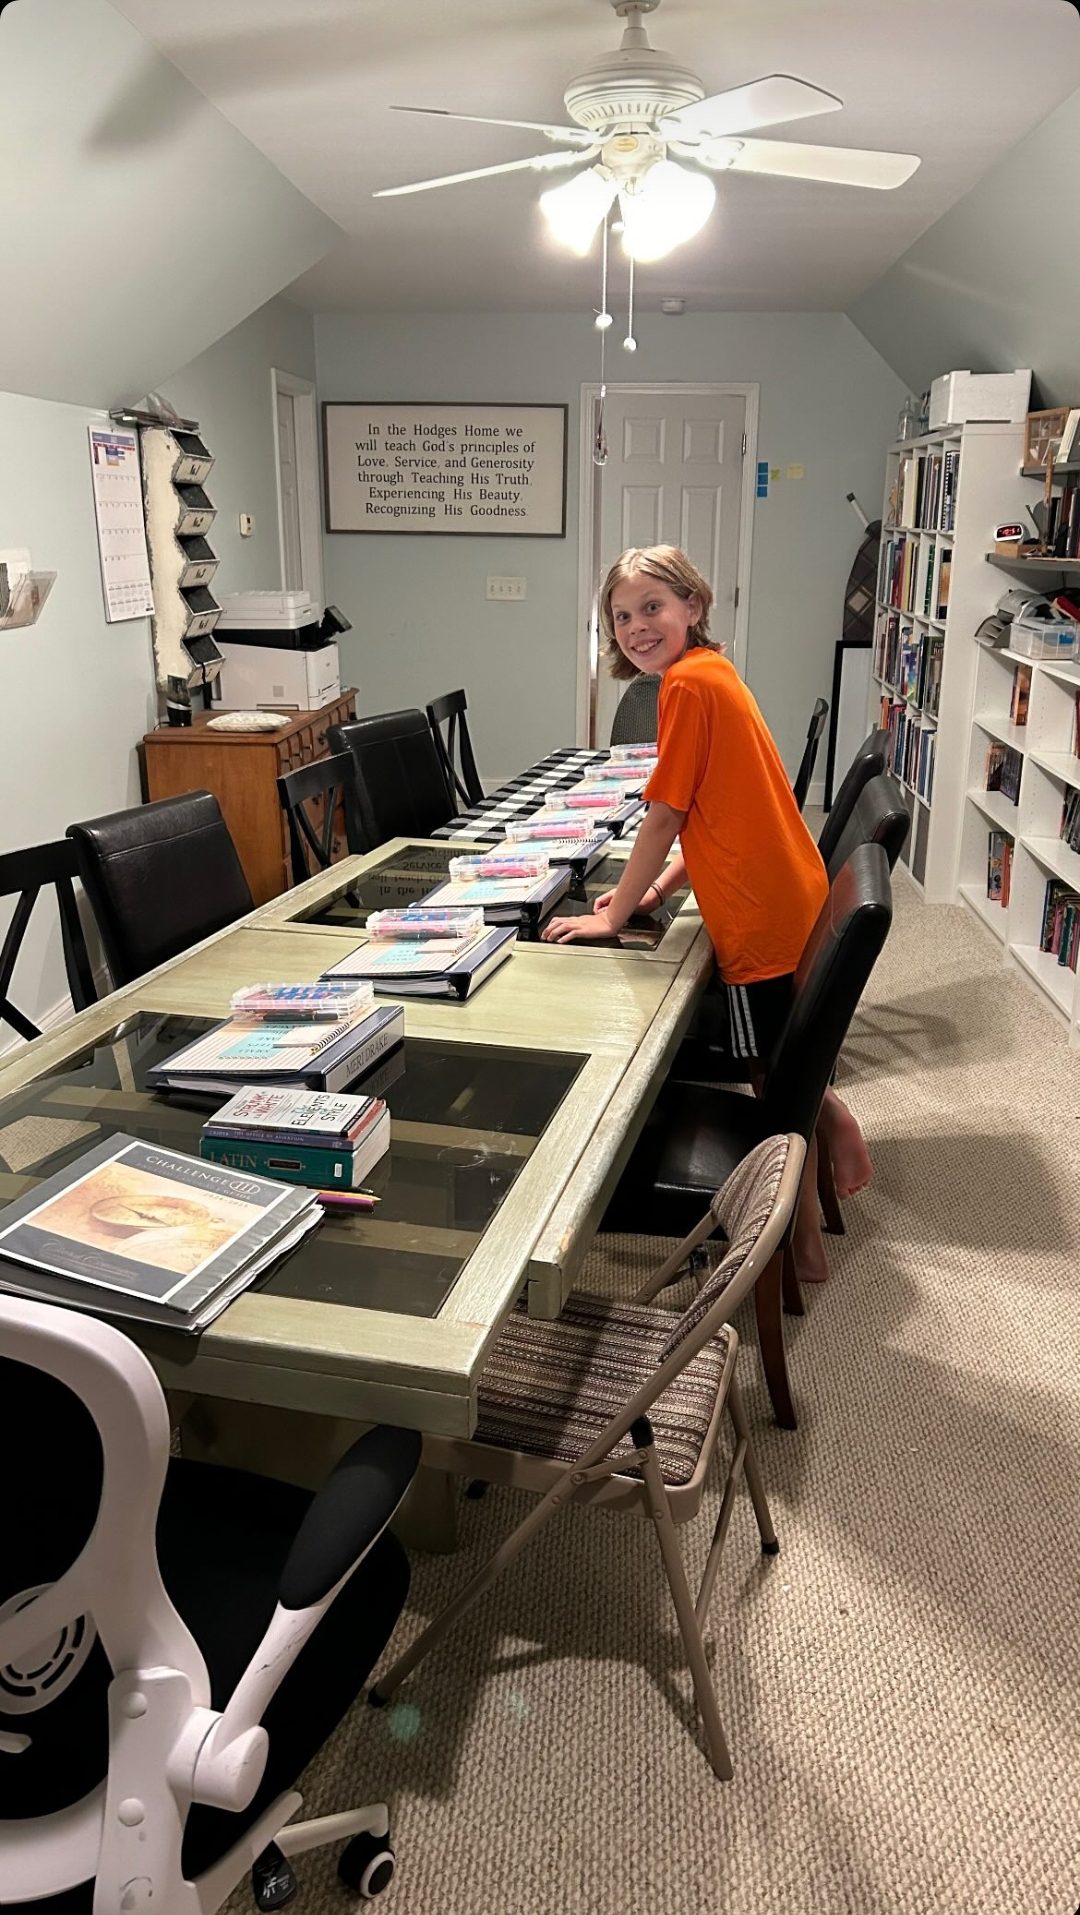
[541, 909, 621, 944]
[593, 888, 616, 913]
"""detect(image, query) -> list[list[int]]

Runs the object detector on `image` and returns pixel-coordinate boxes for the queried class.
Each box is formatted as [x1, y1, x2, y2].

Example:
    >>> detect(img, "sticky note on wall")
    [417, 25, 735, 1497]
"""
[756, 461, 769, 499]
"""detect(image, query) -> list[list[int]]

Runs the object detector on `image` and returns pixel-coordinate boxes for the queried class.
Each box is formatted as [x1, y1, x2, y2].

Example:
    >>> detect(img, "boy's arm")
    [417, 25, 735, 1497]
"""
[541, 803, 684, 943]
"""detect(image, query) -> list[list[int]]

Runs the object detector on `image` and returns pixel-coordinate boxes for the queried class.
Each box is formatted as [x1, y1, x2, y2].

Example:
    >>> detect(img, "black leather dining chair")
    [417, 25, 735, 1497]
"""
[817, 726, 890, 870]
[277, 751, 359, 884]
[427, 689, 485, 809]
[328, 710, 455, 851]
[67, 791, 253, 990]
[0, 840, 97, 1041]
[603, 843, 893, 1429]
[610, 673, 661, 746]
[792, 697, 829, 812]
[823, 772, 910, 885]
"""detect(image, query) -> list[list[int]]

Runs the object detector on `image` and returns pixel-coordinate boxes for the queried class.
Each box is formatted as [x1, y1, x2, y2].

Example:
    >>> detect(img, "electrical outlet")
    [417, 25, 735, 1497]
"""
[239, 513, 255, 537]
[486, 576, 526, 601]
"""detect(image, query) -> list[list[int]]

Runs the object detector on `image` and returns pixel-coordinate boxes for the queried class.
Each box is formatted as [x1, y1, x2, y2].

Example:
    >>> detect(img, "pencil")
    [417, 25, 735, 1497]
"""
[313, 1189, 381, 1209]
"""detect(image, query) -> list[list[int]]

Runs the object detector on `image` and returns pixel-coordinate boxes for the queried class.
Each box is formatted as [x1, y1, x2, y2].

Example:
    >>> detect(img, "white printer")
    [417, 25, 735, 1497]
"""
[214, 592, 351, 710]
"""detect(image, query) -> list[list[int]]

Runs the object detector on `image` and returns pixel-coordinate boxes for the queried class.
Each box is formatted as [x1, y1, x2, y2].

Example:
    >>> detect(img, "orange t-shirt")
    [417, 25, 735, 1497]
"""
[643, 648, 828, 985]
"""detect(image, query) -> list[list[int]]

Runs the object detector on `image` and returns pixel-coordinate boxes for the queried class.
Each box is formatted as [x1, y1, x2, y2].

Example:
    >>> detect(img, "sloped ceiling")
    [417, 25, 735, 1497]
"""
[109, 0, 1080, 315]
[851, 78, 1080, 406]
[0, 0, 340, 408]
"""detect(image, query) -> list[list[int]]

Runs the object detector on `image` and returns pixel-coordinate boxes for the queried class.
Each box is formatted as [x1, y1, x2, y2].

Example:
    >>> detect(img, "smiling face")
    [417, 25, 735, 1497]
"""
[609, 572, 702, 677]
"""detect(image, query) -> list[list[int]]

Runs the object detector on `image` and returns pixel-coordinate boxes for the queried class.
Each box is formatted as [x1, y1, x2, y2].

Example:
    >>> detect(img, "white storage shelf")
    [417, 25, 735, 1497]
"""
[868, 422, 1080, 1048]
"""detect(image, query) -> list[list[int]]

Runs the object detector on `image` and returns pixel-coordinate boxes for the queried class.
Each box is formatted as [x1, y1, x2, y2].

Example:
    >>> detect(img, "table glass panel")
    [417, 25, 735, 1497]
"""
[0, 1014, 585, 1321]
[298, 846, 689, 952]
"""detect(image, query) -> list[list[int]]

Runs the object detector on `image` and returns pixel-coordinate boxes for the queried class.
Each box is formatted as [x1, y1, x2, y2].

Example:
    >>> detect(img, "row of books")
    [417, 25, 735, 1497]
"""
[878, 696, 936, 802]
[877, 534, 951, 620]
[1073, 690, 1080, 759]
[889, 448, 959, 535]
[1040, 878, 1080, 973]
[985, 741, 1022, 806]
[987, 830, 1014, 906]
[1035, 483, 1080, 562]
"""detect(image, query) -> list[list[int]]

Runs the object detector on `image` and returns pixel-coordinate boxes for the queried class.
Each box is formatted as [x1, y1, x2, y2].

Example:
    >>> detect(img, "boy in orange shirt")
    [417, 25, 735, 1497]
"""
[542, 544, 872, 1279]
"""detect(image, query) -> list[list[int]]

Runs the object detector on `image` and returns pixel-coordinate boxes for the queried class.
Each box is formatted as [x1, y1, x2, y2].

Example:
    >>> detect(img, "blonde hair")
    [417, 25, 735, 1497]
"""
[598, 545, 717, 681]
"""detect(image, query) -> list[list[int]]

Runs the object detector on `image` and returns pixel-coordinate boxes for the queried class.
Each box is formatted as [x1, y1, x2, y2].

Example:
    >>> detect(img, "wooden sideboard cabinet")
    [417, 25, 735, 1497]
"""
[142, 691, 357, 905]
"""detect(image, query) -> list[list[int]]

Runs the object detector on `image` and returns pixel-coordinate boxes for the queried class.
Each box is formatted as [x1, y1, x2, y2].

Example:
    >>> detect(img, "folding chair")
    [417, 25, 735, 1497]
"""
[371, 1133, 804, 1780]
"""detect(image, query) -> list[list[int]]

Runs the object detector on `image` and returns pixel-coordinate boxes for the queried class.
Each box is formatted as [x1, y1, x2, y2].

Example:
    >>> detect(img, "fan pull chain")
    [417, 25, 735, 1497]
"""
[593, 217, 611, 467]
[623, 253, 637, 353]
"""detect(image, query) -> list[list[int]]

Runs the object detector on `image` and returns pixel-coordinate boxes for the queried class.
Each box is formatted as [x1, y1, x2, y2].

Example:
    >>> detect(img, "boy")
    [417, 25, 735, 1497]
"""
[542, 544, 871, 1278]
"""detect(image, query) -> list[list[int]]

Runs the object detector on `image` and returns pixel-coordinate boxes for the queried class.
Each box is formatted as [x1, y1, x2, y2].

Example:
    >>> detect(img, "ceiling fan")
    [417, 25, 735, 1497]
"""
[374, 0, 920, 262]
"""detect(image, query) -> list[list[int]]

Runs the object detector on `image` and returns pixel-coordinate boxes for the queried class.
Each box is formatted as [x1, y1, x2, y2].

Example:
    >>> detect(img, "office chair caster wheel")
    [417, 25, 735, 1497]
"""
[251, 1841, 298, 1910]
[338, 1830, 395, 1899]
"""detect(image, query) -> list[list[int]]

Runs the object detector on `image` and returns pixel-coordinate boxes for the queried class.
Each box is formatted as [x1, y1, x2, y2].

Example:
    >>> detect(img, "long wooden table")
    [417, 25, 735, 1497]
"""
[0, 824, 711, 1458]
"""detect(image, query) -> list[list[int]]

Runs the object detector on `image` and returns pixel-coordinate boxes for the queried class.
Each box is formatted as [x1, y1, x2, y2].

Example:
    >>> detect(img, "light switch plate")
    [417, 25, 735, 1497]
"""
[486, 576, 526, 601]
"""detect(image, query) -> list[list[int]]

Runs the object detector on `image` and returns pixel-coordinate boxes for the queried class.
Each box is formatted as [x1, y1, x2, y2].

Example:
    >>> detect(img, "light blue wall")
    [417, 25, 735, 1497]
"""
[161, 299, 317, 599]
[0, 297, 317, 1039]
[850, 86, 1080, 406]
[316, 311, 905, 779]
[0, 0, 338, 408]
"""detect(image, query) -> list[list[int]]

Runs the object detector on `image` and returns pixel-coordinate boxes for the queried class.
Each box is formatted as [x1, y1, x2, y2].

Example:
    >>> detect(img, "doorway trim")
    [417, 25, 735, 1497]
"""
[271, 368, 325, 612]
[574, 381, 759, 746]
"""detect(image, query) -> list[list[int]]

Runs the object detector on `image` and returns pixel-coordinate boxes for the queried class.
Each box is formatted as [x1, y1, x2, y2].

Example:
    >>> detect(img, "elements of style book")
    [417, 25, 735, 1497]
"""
[147, 1003, 404, 1095]
[0, 1135, 321, 1332]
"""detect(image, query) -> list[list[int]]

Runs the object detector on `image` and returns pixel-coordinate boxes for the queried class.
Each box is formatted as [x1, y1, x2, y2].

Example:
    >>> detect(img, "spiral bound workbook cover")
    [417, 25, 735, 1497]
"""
[0, 1134, 319, 1331]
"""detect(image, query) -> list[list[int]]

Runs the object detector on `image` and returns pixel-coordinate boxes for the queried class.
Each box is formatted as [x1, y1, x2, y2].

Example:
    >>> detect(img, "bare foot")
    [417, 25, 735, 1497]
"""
[818, 1089, 874, 1201]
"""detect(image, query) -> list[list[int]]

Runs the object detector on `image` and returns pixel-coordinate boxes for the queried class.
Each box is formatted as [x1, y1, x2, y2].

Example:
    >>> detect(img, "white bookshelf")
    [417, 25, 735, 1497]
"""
[869, 422, 1080, 1049]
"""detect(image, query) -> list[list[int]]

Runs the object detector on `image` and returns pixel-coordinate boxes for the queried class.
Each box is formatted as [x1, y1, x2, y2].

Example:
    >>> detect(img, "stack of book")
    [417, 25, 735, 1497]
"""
[0, 1134, 321, 1333]
[422, 854, 571, 927]
[323, 908, 516, 1000]
[147, 984, 404, 1095]
[200, 1086, 390, 1188]
[1060, 787, 1080, 856]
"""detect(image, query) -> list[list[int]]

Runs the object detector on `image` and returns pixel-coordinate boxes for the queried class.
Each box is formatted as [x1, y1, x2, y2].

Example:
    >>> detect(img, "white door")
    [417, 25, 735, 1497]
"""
[589, 387, 748, 746]
[275, 389, 304, 592]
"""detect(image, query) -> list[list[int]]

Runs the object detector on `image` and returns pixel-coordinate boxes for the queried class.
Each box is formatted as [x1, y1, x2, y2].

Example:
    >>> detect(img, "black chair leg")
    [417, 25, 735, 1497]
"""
[817, 1140, 846, 1235]
[754, 1249, 797, 1430]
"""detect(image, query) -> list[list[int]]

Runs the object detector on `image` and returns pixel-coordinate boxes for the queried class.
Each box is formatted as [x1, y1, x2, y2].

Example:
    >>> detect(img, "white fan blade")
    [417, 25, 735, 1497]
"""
[390, 105, 596, 146]
[373, 149, 590, 199]
[659, 74, 842, 142]
[717, 137, 920, 190]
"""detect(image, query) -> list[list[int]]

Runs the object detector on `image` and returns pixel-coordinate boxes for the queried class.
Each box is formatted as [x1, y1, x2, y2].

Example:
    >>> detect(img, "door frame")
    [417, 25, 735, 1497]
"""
[575, 381, 759, 745]
[270, 368, 325, 612]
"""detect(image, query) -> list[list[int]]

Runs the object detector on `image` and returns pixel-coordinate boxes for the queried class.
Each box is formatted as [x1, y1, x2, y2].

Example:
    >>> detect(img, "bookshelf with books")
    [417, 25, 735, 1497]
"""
[869, 423, 1031, 898]
[998, 660, 1080, 1036]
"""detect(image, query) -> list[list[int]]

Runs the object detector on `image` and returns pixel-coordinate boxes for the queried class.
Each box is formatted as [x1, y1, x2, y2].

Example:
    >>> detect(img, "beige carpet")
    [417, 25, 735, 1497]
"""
[236, 875, 1080, 1915]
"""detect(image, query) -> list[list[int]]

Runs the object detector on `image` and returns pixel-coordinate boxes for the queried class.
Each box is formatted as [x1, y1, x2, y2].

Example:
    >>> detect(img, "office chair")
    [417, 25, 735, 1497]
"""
[372, 1134, 803, 1780]
[67, 792, 253, 990]
[277, 751, 358, 884]
[327, 711, 455, 852]
[0, 840, 96, 1041]
[426, 690, 484, 809]
[791, 697, 829, 812]
[0, 1294, 420, 1912]
[609, 674, 661, 746]
[605, 844, 893, 1428]
[816, 726, 890, 870]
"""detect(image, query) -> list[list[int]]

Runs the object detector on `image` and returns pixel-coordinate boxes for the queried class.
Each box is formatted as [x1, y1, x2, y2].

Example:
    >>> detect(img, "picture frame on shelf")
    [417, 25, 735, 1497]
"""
[1025, 406, 1069, 469]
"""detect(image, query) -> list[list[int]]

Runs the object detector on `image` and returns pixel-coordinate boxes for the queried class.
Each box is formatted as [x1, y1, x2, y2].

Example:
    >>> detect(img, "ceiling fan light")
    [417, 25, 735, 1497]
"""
[540, 167, 617, 255]
[619, 162, 716, 262]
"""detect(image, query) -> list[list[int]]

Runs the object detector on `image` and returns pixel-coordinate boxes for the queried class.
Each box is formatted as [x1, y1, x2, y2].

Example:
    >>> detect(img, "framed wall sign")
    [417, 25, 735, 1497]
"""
[322, 402, 568, 537]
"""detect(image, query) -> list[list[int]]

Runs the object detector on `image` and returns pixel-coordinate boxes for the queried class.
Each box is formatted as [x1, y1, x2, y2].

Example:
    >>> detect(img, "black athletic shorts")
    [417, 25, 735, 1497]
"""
[722, 972, 795, 1064]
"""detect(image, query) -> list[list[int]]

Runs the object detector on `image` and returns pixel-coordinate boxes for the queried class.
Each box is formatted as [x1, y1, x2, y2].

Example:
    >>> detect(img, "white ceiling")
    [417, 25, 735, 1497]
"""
[111, 0, 1080, 314]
